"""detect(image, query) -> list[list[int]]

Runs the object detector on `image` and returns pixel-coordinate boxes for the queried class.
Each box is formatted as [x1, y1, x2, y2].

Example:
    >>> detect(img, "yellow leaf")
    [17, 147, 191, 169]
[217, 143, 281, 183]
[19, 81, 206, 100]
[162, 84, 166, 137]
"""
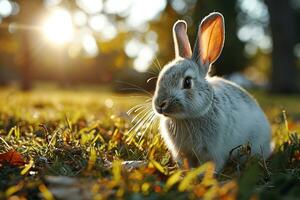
[165, 170, 182, 191]
[149, 159, 167, 175]
[39, 184, 54, 200]
[112, 160, 122, 183]
[87, 147, 96, 171]
[91, 134, 105, 145]
[203, 185, 219, 200]
[142, 182, 150, 194]
[5, 181, 24, 197]
[21, 159, 34, 175]
[202, 162, 217, 187]
[178, 162, 214, 192]
[219, 181, 238, 197]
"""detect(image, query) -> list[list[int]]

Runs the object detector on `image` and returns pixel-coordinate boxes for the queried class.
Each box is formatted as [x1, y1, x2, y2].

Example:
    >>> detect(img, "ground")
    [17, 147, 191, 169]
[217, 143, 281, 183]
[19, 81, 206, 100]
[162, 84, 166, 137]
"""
[0, 86, 300, 200]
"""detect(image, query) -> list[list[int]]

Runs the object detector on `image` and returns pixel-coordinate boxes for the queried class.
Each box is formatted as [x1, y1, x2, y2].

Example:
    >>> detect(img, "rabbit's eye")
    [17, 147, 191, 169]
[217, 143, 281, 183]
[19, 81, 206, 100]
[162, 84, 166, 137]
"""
[183, 76, 192, 89]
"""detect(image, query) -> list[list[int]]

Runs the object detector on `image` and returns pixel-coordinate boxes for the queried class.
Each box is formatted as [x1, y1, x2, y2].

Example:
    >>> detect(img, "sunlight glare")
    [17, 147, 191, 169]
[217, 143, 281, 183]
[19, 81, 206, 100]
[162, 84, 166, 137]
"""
[68, 43, 82, 58]
[42, 8, 74, 45]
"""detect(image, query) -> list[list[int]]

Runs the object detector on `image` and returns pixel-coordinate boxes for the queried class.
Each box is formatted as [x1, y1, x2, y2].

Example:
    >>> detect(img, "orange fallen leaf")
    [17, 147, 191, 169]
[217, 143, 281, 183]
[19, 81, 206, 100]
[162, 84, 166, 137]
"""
[0, 150, 26, 166]
[294, 150, 300, 161]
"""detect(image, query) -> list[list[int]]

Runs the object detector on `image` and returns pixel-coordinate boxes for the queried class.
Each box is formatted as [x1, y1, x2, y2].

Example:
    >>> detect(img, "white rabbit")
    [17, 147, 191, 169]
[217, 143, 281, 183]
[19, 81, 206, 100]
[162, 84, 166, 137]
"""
[152, 12, 271, 171]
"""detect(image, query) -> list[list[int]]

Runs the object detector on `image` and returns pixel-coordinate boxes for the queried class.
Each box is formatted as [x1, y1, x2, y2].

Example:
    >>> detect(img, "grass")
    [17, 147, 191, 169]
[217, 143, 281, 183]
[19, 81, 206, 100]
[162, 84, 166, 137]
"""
[0, 86, 300, 200]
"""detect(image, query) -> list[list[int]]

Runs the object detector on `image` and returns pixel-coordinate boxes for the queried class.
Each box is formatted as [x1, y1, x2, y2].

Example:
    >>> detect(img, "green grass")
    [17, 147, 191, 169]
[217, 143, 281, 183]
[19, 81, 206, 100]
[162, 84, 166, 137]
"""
[0, 87, 300, 200]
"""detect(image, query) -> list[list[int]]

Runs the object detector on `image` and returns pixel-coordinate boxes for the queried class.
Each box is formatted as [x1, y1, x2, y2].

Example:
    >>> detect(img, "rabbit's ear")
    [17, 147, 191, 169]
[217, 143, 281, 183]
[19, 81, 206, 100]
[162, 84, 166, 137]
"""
[193, 12, 225, 71]
[173, 20, 192, 59]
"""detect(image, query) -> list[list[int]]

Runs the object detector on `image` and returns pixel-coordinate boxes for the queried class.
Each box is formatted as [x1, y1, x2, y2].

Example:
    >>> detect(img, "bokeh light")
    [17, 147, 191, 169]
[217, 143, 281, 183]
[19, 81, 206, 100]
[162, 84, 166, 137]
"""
[44, 0, 62, 7]
[82, 33, 99, 57]
[126, 0, 167, 26]
[76, 0, 103, 14]
[134, 46, 155, 72]
[42, 8, 74, 45]
[104, 0, 131, 15]
[0, 0, 13, 17]
[73, 10, 87, 27]
[88, 14, 107, 32]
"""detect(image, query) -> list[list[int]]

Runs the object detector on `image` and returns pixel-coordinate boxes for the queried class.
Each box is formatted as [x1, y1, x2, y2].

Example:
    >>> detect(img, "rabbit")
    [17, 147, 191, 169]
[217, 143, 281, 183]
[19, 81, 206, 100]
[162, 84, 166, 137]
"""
[152, 12, 271, 171]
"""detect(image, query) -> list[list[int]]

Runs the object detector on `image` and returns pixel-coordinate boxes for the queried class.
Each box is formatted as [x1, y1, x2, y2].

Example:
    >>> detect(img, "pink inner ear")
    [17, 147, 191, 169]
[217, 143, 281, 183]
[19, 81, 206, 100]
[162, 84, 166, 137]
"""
[199, 14, 225, 65]
[173, 20, 192, 58]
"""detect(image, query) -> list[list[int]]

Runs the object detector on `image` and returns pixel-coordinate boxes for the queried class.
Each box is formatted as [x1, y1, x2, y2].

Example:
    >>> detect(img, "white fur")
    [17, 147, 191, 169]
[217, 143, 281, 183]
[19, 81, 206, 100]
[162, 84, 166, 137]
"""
[158, 76, 271, 171]
[152, 12, 271, 171]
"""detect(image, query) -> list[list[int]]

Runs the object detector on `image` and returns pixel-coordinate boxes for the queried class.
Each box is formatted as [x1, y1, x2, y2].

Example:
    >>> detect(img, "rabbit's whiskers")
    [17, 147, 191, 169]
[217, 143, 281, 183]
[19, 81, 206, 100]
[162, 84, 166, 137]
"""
[126, 100, 159, 144]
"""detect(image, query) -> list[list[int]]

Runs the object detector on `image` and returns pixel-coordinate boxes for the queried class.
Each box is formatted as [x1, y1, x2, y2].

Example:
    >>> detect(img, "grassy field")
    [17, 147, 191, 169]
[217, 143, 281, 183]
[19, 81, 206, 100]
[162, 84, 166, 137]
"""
[0, 86, 300, 200]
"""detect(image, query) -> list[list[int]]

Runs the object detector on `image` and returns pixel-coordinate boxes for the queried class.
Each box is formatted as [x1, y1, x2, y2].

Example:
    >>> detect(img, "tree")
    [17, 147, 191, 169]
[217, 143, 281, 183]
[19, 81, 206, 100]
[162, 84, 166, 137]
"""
[14, 0, 44, 90]
[265, 0, 300, 93]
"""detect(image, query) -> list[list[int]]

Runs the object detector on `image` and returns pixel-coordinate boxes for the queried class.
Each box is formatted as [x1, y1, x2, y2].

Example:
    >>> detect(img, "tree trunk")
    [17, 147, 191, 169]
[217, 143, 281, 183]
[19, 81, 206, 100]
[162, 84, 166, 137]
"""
[265, 0, 300, 93]
[16, 0, 43, 90]
[20, 32, 32, 91]
[17, 1, 34, 91]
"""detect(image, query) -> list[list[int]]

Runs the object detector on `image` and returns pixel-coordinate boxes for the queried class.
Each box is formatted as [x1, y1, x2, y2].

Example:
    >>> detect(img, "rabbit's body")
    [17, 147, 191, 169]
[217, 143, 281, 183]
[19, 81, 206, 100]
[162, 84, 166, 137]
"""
[152, 12, 271, 171]
[159, 75, 271, 170]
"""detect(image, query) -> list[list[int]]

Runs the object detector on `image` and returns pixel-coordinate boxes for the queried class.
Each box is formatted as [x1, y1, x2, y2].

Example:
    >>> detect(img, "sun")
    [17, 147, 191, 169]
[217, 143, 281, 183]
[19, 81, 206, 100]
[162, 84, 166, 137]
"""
[42, 8, 74, 45]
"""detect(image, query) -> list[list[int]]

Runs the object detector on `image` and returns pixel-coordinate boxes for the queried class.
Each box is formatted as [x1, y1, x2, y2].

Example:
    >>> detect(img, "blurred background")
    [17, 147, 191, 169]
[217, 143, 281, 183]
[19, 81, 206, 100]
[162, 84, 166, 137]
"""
[0, 0, 299, 93]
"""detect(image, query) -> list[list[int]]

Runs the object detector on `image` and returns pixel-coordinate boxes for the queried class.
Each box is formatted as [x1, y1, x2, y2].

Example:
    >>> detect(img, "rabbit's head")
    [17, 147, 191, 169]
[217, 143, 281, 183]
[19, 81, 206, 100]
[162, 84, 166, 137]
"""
[153, 12, 225, 119]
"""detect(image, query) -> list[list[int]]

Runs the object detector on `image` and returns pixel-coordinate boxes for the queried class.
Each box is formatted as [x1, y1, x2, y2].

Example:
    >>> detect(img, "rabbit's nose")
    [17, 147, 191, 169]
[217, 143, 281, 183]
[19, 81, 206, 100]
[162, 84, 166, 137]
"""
[157, 100, 168, 114]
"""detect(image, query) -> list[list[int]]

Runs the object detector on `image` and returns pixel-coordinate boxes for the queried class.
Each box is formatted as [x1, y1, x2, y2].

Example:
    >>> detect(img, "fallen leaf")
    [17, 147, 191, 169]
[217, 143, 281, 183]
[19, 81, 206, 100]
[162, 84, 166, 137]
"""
[5, 181, 24, 197]
[39, 184, 55, 200]
[178, 162, 214, 192]
[165, 170, 182, 191]
[149, 159, 167, 175]
[87, 147, 96, 171]
[0, 150, 26, 166]
[112, 160, 122, 183]
[21, 159, 34, 175]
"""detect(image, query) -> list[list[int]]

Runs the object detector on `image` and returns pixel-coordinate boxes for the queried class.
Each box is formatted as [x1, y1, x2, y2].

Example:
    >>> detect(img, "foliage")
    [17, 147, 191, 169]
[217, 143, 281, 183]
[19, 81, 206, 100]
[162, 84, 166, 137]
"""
[0, 87, 300, 199]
